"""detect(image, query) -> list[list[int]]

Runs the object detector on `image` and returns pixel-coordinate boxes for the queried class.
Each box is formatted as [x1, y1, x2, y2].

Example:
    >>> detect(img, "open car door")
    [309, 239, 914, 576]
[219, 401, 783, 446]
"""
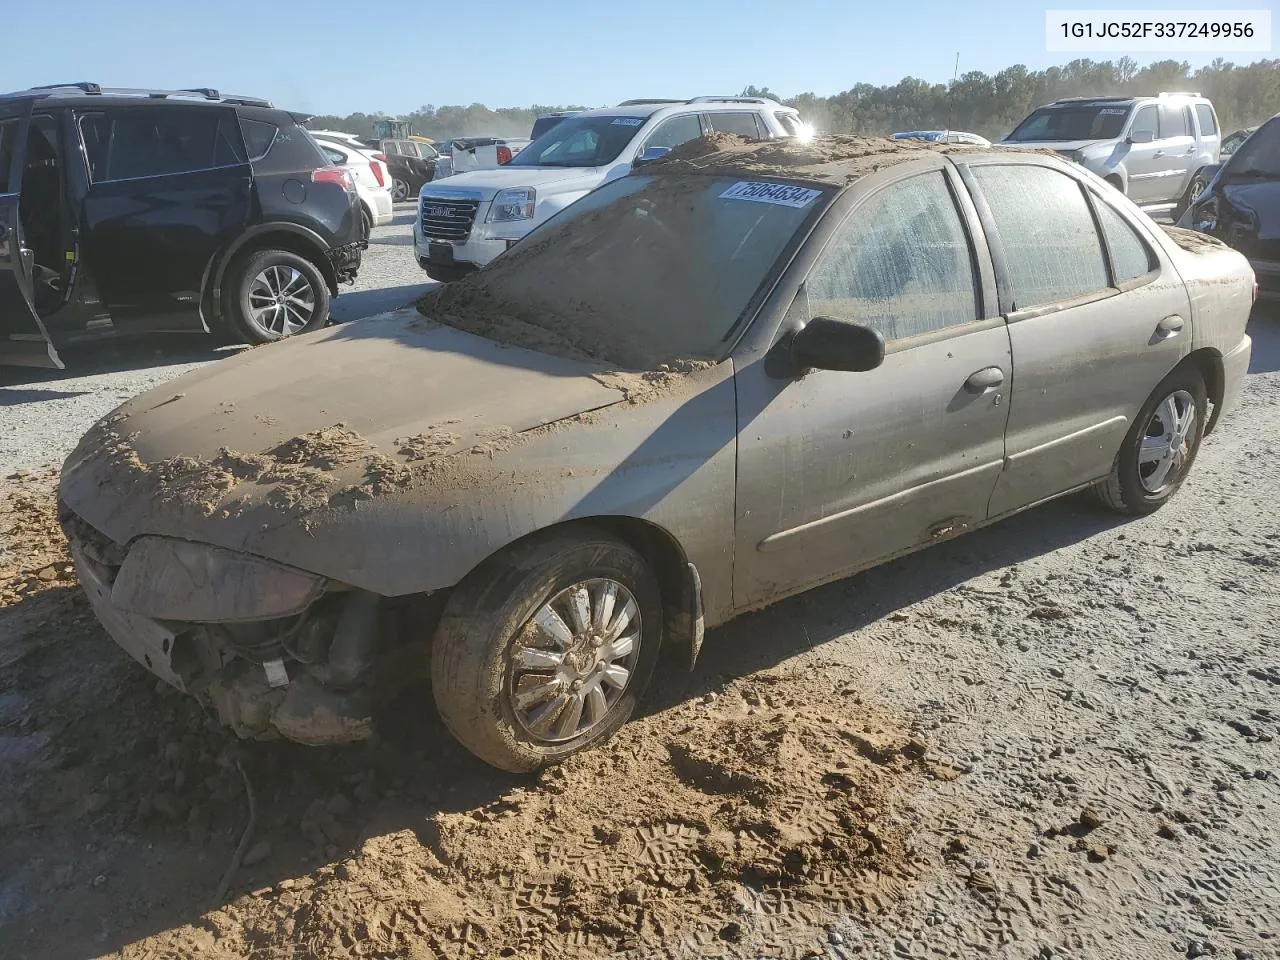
[1, 101, 63, 369]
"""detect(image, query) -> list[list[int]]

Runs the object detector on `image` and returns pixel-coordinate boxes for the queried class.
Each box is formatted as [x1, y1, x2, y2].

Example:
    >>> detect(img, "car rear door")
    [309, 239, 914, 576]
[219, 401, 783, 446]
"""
[955, 157, 1192, 516]
[1158, 102, 1198, 201]
[0, 101, 63, 369]
[733, 160, 1011, 609]
[74, 104, 252, 333]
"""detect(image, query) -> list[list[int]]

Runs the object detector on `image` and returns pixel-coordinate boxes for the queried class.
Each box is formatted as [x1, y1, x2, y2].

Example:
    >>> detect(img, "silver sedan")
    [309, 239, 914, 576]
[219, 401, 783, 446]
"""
[58, 137, 1255, 773]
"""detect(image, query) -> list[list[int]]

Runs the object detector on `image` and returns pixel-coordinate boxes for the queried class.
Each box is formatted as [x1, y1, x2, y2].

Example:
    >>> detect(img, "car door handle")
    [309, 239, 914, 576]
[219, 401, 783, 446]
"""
[1154, 315, 1184, 341]
[1152, 150, 1166, 158]
[964, 367, 1004, 392]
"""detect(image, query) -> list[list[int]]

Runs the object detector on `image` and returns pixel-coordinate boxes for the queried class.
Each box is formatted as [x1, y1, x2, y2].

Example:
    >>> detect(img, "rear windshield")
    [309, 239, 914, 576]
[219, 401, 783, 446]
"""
[1227, 117, 1280, 178]
[418, 175, 831, 368]
[506, 114, 651, 168]
[1005, 104, 1130, 142]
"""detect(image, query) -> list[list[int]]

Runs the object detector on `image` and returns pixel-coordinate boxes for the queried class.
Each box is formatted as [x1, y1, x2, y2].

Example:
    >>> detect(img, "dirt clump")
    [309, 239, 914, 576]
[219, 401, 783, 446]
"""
[0, 470, 73, 606]
[655, 132, 988, 185]
[1161, 223, 1228, 253]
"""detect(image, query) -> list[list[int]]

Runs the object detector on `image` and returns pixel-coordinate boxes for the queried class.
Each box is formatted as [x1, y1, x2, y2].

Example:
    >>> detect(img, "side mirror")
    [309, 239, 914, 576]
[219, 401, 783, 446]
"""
[790, 316, 885, 373]
[1127, 129, 1156, 144]
[634, 146, 671, 167]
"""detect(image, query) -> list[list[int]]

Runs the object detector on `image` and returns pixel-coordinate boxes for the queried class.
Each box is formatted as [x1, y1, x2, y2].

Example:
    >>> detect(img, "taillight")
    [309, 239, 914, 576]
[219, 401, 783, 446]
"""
[369, 161, 385, 187]
[496, 145, 512, 165]
[312, 167, 352, 190]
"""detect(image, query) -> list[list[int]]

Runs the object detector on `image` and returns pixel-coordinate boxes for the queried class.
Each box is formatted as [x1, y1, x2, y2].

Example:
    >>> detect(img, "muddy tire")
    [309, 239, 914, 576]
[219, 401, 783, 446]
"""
[1093, 364, 1207, 516]
[431, 529, 663, 773]
[224, 248, 330, 345]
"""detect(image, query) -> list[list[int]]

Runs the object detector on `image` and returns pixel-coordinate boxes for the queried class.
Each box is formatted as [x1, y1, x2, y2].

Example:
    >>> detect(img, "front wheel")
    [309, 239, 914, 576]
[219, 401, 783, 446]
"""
[223, 249, 330, 345]
[431, 530, 663, 773]
[1093, 364, 1207, 515]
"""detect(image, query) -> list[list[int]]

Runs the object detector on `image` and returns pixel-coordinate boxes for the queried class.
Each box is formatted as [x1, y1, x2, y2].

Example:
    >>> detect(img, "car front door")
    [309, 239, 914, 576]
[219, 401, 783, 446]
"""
[0, 102, 63, 369]
[1124, 104, 1163, 203]
[733, 161, 1011, 609]
[74, 104, 252, 333]
[956, 158, 1193, 516]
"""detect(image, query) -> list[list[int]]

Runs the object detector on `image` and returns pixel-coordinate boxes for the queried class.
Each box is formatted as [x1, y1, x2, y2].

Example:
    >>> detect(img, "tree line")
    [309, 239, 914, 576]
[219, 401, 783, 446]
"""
[308, 57, 1279, 143]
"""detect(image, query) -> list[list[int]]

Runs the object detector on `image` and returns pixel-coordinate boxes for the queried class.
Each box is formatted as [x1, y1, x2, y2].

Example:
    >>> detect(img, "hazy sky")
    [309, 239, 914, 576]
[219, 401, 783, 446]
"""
[2, 0, 1271, 116]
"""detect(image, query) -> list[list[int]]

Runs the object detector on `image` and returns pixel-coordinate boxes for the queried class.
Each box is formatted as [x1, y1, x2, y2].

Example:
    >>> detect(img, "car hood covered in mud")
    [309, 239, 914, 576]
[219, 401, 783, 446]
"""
[57, 311, 643, 576]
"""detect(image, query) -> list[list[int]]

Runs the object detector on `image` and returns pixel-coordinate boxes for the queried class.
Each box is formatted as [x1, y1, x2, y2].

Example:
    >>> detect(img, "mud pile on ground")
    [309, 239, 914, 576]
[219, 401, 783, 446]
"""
[0, 469, 73, 606]
[193, 675, 948, 960]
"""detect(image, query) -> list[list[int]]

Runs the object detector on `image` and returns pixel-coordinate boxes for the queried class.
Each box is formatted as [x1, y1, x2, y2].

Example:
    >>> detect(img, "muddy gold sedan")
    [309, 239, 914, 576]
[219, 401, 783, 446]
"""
[58, 136, 1256, 773]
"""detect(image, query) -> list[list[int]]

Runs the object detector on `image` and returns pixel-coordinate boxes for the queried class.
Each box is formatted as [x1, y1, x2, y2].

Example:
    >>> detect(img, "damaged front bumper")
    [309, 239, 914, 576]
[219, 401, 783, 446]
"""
[61, 505, 383, 746]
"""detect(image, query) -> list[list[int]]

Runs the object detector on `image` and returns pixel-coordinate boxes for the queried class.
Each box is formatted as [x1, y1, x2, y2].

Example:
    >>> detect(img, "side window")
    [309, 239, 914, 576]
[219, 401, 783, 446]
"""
[807, 172, 979, 342]
[775, 112, 801, 137]
[1093, 199, 1157, 283]
[643, 114, 703, 151]
[1195, 103, 1218, 136]
[1161, 104, 1189, 138]
[971, 164, 1108, 311]
[0, 119, 16, 193]
[706, 112, 763, 140]
[238, 118, 278, 160]
[107, 108, 223, 180]
[1131, 105, 1159, 140]
[77, 113, 109, 181]
[213, 115, 248, 167]
[322, 146, 346, 165]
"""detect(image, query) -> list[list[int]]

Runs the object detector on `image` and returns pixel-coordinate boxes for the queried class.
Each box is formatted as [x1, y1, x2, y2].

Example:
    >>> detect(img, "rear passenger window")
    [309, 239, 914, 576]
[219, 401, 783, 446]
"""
[807, 172, 979, 342]
[971, 164, 1108, 311]
[1094, 200, 1156, 283]
[1195, 103, 1218, 135]
[706, 112, 763, 139]
[107, 108, 225, 180]
[238, 118, 278, 160]
[1161, 104, 1189, 137]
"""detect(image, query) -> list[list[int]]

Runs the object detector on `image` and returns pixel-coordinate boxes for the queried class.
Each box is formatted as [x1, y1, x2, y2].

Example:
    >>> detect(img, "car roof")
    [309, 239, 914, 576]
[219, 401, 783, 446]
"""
[645, 133, 1030, 188]
[570, 97, 792, 121]
[0, 83, 276, 110]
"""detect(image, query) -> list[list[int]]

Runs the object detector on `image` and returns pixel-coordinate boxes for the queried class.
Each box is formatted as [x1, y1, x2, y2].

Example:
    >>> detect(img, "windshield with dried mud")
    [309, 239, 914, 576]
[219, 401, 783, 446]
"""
[417, 174, 832, 369]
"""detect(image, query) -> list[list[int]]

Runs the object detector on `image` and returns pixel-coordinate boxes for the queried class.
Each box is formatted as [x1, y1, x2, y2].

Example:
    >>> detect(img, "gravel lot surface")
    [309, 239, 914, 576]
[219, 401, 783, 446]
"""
[0, 229, 1277, 959]
[0, 205, 434, 475]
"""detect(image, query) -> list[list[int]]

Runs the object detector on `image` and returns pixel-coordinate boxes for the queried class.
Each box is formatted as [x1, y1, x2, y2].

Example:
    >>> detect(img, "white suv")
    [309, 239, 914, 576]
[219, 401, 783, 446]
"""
[414, 96, 807, 281]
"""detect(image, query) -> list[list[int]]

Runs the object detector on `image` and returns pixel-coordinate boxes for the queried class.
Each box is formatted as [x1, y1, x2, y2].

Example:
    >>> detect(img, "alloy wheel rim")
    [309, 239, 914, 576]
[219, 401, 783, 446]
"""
[392, 179, 409, 201]
[1138, 388, 1198, 495]
[509, 578, 642, 744]
[247, 265, 315, 337]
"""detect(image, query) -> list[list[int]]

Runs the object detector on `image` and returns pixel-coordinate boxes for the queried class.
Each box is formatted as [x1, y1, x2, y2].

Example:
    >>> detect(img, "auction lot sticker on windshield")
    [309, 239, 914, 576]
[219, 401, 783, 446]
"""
[721, 181, 823, 208]
[611, 117, 644, 126]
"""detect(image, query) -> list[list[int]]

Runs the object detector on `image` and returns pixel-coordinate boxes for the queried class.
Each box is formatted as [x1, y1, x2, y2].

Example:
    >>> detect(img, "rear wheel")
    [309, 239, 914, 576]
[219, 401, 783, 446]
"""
[1093, 364, 1207, 515]
[431, 529, 663, 773]
[391, 178, 410, 203]
[224, 249, 330, 345]
[360, 204, 373, 237]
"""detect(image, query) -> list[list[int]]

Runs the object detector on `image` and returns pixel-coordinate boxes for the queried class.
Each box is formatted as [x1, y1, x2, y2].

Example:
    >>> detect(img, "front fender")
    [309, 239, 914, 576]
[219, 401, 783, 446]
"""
[304, 362, 740, 623]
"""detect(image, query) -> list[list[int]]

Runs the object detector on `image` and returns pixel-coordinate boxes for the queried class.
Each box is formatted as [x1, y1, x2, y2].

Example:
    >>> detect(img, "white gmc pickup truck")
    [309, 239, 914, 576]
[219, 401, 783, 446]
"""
[414, 96, 808, 281]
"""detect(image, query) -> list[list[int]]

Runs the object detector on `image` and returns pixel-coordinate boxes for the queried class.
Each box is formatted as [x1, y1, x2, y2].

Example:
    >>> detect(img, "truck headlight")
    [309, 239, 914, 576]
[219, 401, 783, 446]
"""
[489, 187, 536, 222]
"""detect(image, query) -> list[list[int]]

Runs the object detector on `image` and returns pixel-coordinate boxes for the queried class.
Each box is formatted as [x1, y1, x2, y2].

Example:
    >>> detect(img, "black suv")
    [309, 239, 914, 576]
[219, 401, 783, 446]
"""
[0, 83, 368, 369]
